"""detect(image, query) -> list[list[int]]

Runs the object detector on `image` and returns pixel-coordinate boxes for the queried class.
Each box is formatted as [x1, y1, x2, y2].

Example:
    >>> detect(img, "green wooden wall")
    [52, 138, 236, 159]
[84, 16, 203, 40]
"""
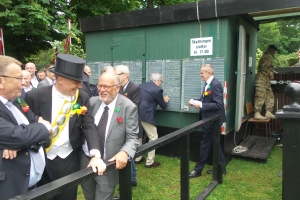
[85, 15, 257, 131]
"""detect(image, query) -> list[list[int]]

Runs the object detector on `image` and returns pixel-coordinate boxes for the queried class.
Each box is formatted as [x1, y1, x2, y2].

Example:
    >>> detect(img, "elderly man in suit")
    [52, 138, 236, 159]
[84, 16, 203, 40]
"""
[25, 62, 41, 88]
[0, 55, 51, 199]
[188, 64, 226, 178]
[25, 54, 106, 200]
[80, 72, 139, 200]
[138, 73, 169, 168]
[37, 65, 56, 88]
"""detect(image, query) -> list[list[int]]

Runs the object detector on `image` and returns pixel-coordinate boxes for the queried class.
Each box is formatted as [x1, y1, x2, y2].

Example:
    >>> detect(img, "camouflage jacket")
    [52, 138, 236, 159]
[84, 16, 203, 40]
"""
[255, 50, 274, 88]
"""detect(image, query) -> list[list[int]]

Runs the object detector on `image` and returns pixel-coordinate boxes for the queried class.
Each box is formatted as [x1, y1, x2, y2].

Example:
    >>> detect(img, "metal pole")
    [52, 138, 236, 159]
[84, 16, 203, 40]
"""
[180, 134, 190, 200]
[119, 160, 132, 200]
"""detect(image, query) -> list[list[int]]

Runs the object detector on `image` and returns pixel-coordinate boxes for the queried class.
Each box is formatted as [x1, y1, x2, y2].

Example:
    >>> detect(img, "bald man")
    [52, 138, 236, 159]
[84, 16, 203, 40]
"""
[25, 62, 41, 88]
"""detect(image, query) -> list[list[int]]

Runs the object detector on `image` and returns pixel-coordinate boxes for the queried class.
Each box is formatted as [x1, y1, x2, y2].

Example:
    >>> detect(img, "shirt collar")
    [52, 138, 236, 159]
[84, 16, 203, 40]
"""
[52, 85, 73, 102]
[0, 95, 9, 105]
[206, 76, 214, 85]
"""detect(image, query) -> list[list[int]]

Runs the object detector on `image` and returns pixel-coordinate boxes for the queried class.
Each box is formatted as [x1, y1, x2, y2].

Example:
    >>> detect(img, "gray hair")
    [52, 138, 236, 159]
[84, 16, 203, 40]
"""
[101, 66, 114, 74]
[201, 64, 214, 75]
[0, 55, 22, 75]
[151, 73, 162, 82]
[114, 65, 130, 78]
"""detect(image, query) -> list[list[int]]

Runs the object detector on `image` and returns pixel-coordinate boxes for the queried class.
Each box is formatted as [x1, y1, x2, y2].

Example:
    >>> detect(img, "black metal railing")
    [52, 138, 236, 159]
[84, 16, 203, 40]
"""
[10, 115, 222, 200]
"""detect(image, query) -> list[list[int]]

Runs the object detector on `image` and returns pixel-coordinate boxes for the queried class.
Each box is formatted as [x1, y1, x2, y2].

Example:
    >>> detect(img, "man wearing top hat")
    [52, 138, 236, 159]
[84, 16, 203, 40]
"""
[25, 54, 106, 200]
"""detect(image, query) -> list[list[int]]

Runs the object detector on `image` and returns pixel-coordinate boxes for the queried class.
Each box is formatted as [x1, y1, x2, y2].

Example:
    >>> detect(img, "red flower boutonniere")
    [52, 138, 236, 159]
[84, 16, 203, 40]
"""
[17, 98, 30, 113]
[203, 91, 212, 96]
[123, 93, 128, 97]
[116, 117, 123, 124]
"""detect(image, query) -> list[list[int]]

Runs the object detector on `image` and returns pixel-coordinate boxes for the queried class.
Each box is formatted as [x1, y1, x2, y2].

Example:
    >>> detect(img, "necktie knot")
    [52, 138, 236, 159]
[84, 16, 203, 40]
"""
[104, 106, 109, 111]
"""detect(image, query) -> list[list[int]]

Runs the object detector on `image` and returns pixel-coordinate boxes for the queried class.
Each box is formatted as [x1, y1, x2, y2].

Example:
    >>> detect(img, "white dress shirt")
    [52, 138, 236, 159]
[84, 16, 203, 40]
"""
[30, 76, 39, 88]
[82, 96, 118, 159]
[47, 86, 73, 160]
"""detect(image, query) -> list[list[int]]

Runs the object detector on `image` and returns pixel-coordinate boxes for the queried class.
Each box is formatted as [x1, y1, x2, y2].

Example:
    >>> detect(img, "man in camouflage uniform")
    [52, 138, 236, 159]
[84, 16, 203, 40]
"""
[254, 44, 277, 120]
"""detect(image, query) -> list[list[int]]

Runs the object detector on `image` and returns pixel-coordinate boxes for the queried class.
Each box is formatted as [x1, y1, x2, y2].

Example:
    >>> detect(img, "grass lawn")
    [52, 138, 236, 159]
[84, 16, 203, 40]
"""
[77, 144, 282, 200]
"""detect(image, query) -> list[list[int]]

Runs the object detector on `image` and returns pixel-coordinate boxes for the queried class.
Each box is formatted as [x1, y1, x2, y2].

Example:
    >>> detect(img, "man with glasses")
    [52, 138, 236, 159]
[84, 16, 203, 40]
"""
[80, 71, 139, 200]
[0, 55, 52, 199]
[138, 73, 169, 168]
[25, 54, 106, 200]
[37, 65, 56, 88]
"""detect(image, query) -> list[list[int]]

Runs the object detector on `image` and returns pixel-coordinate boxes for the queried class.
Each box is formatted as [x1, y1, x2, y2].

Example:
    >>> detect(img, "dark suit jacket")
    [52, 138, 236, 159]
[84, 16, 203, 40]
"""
[0, 99, 49, 199]
[119, 81, 143, 138]
[197, 77, 226, 129]
[25, 86, 100, 153]
[139, 81, 168, 125]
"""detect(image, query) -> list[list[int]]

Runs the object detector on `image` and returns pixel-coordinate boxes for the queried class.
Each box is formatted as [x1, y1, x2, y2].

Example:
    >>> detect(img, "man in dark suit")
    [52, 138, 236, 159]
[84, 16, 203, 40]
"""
[138, 73, 169, 168]
[82, 65, 98, 97]
[80, 72, 139, 200]
[37, 64, 56, 88]
[188, 64, 226, 178]
[0, 55, 51, 199]
[25, 54, 106, 200]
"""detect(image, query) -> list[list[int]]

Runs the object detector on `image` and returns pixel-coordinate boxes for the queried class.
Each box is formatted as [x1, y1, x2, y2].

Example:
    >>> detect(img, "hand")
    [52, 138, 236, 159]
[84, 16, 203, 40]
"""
[164, 95, 170, 102]
[87, 157, 106, 176]
[2, 149, 17, 159]
[188, 99, 194, 106]
[108, 151, 128, 169]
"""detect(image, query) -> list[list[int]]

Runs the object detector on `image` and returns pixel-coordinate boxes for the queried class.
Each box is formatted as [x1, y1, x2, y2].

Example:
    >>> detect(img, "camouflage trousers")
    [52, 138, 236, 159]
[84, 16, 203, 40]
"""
[254, 86, 274, 112]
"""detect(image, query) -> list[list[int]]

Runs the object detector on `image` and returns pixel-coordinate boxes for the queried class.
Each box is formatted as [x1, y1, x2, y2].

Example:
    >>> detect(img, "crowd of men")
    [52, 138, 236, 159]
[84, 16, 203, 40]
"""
[0, 53, 234, 200]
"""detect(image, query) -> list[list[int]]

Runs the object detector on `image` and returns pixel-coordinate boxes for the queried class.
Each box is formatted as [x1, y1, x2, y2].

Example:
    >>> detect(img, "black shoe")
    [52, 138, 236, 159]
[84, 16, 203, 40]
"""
[135, 157, 145, 164]
[145, 162, 160, 168]
[207, 169, 226, 175]
[189, 170, 202, 178]
[132, 182, 137, 187]
[113, 194, 120, 200]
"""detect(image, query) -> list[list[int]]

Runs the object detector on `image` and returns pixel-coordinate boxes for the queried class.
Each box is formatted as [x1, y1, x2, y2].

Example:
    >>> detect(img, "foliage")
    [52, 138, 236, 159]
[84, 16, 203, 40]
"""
[273, 52, 299, 67]
[0, 0, 77, 62]
[258, 20, 300, 55]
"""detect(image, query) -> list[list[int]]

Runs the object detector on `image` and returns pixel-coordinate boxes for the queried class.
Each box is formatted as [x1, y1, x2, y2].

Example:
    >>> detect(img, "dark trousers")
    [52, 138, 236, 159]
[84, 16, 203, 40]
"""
[194, 126, 226, 172]
[38, 149, 80, 200]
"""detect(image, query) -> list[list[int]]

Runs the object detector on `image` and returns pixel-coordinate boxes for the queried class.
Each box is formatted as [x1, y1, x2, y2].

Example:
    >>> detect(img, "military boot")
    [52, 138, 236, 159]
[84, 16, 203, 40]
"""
[265, 111, 275, 119]
[254, 112, 267, 120]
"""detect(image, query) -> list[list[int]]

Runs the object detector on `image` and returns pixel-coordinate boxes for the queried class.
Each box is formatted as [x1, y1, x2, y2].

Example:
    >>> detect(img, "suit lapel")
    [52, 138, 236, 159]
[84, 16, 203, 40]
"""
[107, 95, 122, 137]
[0, 100, 18, 125]
[92, 100, 102, 117]
[40, 86, 52, 122]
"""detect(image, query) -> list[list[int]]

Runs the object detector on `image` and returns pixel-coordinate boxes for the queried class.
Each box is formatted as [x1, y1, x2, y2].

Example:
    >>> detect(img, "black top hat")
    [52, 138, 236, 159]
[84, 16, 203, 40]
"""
[49, 54, 88, 82]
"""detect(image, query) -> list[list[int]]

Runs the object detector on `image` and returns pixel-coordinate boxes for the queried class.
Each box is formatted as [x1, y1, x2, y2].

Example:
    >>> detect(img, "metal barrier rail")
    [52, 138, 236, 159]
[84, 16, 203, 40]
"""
[10, 115, 222, 200]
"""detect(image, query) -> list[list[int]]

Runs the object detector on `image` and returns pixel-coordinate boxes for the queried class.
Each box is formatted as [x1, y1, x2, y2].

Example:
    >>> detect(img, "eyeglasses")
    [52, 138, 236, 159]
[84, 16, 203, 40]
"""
[0, 75, 23, 82]
[159, 80, 163, 83]
[97, 85, 119, 90]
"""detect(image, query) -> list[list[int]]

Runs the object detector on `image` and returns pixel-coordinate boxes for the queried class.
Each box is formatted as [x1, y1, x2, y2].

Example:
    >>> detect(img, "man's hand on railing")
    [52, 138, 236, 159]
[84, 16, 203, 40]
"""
[108, 150, 128, 169]
[87, 157, 106, 176]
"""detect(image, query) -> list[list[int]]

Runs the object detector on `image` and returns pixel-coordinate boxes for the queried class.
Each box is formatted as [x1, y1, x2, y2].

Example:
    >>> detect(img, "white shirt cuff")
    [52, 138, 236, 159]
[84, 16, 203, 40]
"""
[90, 149, 101, 158]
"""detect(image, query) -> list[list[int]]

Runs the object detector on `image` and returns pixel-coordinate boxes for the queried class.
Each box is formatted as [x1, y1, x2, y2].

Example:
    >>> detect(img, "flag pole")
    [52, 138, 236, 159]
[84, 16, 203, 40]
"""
[0, 28, 5, 55]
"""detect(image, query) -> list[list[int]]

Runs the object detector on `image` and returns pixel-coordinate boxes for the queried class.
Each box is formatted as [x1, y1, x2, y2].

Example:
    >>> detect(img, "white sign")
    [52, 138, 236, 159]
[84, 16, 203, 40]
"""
[190, 37, 213, 56]
[249, 57, 252, 67]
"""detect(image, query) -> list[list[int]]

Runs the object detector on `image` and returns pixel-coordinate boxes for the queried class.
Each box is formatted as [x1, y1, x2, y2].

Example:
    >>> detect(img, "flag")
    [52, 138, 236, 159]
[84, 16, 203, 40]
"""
[51, 47, 58, 63]
[64, 36, 70, 54]
[64, 19, 71, 54]
[0, 28, 4, 55]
